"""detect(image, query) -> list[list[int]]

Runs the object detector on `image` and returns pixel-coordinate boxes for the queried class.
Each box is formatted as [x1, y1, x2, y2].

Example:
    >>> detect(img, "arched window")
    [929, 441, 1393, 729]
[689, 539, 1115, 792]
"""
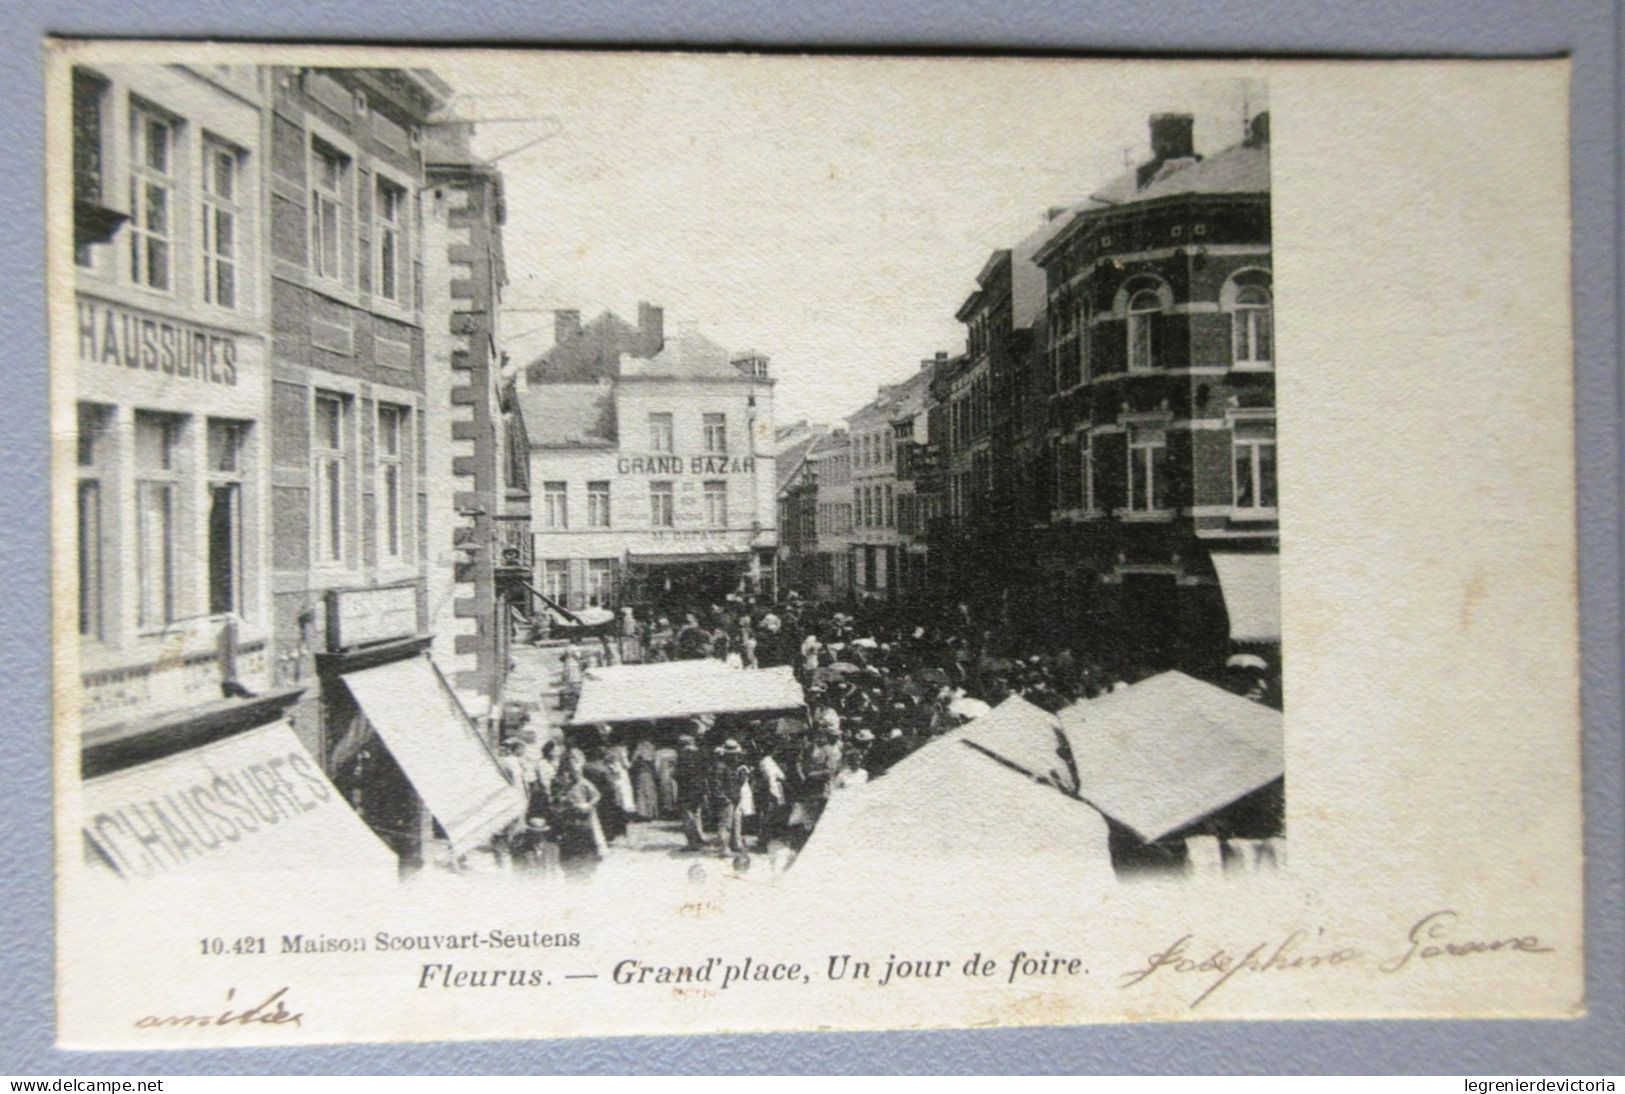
[1233, 283, 1273, 365]
[1127, 289, 1161, 371]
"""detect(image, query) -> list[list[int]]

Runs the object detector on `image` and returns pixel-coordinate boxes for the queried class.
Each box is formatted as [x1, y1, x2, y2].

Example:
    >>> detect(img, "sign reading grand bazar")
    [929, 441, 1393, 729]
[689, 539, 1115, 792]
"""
[51, 47, 1583, 1048]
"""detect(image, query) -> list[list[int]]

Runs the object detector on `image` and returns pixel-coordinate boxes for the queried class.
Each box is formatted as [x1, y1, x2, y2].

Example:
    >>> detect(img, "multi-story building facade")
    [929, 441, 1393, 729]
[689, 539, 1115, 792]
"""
[1027, 111, 1276, 674]
[806, 429, 853, 598]
[773, 424, 826, 599]
[518, 307, 778, 619]
[259, 67, 521, 868]
[421, 121, 520, 722]
[69, 64, 298, 786]
[925, 346, 989, 596]
[888, 355, 943, 597]
[848, 364, 935, 599]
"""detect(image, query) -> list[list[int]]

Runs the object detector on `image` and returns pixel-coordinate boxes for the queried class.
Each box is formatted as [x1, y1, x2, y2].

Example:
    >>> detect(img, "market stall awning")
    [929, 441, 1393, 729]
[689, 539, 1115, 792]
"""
[569, 663, 804, 725]
[1211, 551, 1281, 643]
[342, 656, 525, 853]
[956, 694, 1070, 783]
[82, 720, 396, 882]
[789, 718, 1114, 891]
[1056, 671, 1283, 843]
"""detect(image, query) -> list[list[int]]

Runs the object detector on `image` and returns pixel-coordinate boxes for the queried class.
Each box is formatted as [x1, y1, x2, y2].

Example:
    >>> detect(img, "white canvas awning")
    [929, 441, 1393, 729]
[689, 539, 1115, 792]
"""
[1056, 671, 1284, 843]
[789, 720, 1114, 892]
[342, 656, 525, 853]
[1211, 551, 1281, 643]
[569, 663, 805, 725]
[82, 720, 396, 882]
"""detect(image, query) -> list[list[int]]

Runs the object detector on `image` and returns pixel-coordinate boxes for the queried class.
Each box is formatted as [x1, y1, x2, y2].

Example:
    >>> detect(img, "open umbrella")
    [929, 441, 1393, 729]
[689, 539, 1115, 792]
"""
[850, 637, 879, 649]
[1226, 653, 1269, 672]
[948, 696, 992, 721]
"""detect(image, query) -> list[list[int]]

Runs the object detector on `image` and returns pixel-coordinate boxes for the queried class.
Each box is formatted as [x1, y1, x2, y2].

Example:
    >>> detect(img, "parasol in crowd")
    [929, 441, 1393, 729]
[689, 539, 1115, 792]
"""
[1225, 653, 1269, 672]
[850, 637, 879, 649]
[947, 696, 992, 721]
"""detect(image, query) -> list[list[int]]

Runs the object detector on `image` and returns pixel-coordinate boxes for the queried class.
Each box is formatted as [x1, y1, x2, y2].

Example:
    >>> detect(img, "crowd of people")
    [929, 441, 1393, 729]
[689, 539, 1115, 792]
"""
[499, 590, 1280, 877]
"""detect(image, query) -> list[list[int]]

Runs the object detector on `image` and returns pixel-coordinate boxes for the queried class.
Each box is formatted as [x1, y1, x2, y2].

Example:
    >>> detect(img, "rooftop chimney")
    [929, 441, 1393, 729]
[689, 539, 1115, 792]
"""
[1149, 113, 1195, 160]
[637, 302, 664, 354]
[554, 309, 580, 345]
[1246, 111, 1270, 147]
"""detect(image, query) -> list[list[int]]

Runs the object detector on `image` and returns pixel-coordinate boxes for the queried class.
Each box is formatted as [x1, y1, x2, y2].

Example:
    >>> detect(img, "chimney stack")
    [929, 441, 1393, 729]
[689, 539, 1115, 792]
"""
[1149, 113, 1196, 161]
[554, 309, 580, 345]
[1247, 111, 1270, 146]
[637, 302, 664, 353]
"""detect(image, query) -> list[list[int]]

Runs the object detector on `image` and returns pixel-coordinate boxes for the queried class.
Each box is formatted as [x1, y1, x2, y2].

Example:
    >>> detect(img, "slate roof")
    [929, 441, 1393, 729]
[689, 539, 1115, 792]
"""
[515, 382, 617, 449]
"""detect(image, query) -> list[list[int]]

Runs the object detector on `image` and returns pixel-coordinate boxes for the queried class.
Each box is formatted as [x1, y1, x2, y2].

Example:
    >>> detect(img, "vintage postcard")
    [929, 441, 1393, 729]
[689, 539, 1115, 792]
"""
[46, 43, 1580, 1047]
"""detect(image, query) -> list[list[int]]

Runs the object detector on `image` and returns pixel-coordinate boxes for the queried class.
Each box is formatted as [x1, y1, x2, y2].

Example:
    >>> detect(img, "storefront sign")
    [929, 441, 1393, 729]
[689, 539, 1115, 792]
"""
[327, 585, 418, 650]
[76, 296, 240, 386]
[616, 455, 755, 476]
[82, 721, 394, 881]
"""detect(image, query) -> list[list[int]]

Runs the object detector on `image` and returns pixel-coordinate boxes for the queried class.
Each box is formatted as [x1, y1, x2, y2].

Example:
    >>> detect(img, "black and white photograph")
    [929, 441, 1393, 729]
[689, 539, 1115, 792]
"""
[68, 56, 1280, 892]
[45, 42, 1583, 1049]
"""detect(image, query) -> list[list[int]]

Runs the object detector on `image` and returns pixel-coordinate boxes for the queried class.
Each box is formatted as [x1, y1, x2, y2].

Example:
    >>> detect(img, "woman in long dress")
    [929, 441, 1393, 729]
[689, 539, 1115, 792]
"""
[631, 738, 660, 820]
[553, 766, 604, 878]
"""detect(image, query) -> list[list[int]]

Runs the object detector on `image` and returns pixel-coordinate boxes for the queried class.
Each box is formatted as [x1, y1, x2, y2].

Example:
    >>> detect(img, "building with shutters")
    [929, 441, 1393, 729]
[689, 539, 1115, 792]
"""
[517, 306, 778, 621]
[68, 63, 300, 788]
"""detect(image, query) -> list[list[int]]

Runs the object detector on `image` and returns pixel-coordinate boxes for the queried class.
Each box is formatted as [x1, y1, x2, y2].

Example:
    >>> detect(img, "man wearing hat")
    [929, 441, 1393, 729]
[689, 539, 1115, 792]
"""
[675, 731, 710, 850]
[710, 739, 751, 855]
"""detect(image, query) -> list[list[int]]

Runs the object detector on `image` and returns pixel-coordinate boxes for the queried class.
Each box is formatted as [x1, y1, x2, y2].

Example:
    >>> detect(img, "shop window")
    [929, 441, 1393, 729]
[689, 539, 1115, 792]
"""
[649, 481, 674, 527]
[587, 481, 610, 528]
[1127, 423, 1169, 512]
[542, 481, 568, 530]
[207, 419, 249, 616]
[312, 392, 349, 565]
[542, 560, 570, 607]
[201, 138, 242, 308]
[129, 101, 177, 292]
[703, 413, 726, 454]
[1233, 418, 1278, 510]
[134, 411, 183, 627]
[77, 403, 113, 638]
[587, 559, 617, 609]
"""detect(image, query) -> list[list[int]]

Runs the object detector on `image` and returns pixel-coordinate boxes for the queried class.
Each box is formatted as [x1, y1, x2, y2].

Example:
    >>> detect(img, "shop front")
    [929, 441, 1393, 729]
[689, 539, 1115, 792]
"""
[314, 585, 525, 874]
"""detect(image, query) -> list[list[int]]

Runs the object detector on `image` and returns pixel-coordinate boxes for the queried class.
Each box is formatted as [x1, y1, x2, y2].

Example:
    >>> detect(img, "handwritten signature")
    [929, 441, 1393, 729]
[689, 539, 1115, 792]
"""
[1120, 909, 1553, 1009]
[133, 987, 304, 1030]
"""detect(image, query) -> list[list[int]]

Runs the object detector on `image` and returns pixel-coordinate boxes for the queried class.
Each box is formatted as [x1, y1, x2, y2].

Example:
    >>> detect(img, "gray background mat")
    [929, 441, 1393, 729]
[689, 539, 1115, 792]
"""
[2, 0, 1618, 1074]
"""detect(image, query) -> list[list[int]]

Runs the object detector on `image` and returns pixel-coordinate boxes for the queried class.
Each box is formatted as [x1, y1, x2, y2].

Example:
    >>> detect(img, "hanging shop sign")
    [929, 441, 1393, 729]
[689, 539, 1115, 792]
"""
[327, 585, 419, 650]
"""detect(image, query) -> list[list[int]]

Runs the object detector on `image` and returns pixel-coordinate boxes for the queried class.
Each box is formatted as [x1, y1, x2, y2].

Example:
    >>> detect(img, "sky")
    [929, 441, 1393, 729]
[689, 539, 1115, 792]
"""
[434, 53, 1267, 427]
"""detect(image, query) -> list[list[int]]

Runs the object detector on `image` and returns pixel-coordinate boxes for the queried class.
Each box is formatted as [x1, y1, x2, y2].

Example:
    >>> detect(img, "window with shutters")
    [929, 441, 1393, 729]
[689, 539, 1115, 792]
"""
[649, 481, 674, 527]
[134, 411, 184, 627]
[312, 392, 349, 566]
[200, 138, 243, 309]
[310, 138, 350, 286]
[648, 412, 674, 453]
[128, 101, 177, 292]
[77, 403, 114, 638]
[375, 175, 407, 303]
[542, 481, 569, 530]
[377, 405, 407, 559]
[587, 481, 611, 528]
[703, 413, 727, 453]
